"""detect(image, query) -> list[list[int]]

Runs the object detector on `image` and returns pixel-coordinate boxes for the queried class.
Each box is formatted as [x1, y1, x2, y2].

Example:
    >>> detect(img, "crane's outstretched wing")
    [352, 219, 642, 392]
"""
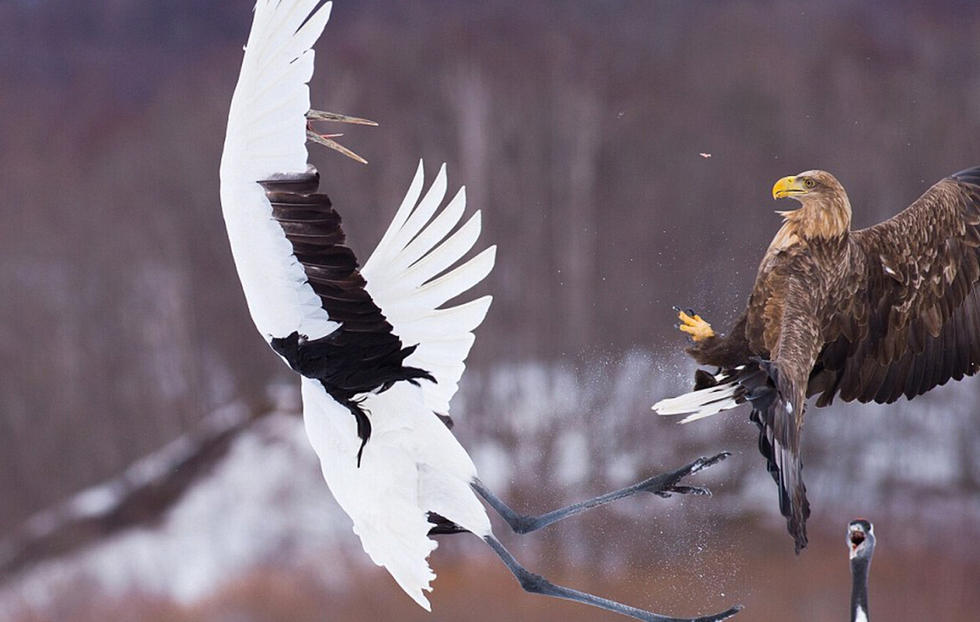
[811, 166, 980, 405]
[218, 0, 431, 462]
[362, 162, 496, 417]
[219, 0, 337, 341]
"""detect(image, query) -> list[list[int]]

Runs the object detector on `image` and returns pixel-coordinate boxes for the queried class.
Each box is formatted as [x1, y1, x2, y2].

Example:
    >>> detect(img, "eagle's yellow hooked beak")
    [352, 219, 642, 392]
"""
[772, 176, 806, 199]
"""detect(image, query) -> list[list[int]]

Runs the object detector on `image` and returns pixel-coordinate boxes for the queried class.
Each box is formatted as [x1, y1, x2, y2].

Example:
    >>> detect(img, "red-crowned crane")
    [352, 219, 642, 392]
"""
[847, 519, 875, 622]
[219, 2, 741, 620]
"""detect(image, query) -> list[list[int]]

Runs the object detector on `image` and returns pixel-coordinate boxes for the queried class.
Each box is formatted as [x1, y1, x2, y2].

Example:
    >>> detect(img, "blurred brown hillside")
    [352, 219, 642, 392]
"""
[1, 0, 979, 610]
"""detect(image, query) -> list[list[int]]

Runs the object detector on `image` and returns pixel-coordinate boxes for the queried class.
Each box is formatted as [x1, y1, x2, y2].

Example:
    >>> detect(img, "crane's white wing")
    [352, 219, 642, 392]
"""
[362, 162, 496, 415]
[218, 0, 337, 342]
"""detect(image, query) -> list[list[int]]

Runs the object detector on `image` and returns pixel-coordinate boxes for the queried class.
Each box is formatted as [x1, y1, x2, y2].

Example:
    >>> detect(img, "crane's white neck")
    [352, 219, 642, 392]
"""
[850, 557, 871, 622]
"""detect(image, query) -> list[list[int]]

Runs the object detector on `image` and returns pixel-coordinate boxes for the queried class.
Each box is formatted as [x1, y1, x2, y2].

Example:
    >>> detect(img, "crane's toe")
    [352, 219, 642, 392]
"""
[693, 604, 744, 621]
[652, 485, 711, 498]
[689, 452, 731, 473]
[640, 452, 730, 497]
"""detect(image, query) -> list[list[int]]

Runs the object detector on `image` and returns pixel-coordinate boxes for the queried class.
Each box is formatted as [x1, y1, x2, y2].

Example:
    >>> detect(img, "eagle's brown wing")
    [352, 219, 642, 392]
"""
[753, 272, 827, 553]
[811, 166, 980, 406]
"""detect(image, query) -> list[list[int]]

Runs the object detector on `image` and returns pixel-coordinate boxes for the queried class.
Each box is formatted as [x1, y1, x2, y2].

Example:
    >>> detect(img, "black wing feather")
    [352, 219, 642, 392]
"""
[260, 168, 434, 464]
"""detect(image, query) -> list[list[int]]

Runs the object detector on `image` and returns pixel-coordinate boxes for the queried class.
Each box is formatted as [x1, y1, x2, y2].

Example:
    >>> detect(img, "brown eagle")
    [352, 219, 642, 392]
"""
[654, 165, 980, 552]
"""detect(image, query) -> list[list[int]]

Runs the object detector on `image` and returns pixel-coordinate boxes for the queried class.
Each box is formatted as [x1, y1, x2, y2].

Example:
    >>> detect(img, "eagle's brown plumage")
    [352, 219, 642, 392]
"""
[676, 165, 980, 552]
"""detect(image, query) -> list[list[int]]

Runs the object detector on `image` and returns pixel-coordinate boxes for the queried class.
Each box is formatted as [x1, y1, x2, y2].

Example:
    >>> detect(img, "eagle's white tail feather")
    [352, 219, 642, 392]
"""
[652, 380, 742, 423]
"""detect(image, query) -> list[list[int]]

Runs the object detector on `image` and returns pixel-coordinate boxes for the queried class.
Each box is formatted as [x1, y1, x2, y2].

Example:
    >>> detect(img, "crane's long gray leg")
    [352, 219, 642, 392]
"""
[473, 453, 729, 534]
[484, 535, 741, 622]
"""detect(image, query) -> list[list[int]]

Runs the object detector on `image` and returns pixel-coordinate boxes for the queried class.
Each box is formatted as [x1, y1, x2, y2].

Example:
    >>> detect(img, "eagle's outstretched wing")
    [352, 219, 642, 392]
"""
[811, 166, 980, 405]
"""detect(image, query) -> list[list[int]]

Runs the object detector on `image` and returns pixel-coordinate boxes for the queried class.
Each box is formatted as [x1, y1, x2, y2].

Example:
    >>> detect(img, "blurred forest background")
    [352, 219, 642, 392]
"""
[2, 0, 980, 620]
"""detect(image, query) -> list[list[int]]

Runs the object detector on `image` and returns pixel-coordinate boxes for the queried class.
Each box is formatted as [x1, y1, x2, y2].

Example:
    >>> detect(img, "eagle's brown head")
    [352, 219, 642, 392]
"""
[772, 170, 852, 240]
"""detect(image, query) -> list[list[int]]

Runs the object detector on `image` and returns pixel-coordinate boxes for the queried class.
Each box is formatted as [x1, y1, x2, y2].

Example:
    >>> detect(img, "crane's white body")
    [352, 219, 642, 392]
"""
[301, 378, 490, 606]
[218, 0, 495, 609]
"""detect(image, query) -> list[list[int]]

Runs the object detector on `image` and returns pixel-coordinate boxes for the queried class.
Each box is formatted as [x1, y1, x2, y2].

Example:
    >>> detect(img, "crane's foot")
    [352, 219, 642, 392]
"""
[642, 452, 731, 498]
[305, 109, 378, 164]
[674, 306, 715, 342]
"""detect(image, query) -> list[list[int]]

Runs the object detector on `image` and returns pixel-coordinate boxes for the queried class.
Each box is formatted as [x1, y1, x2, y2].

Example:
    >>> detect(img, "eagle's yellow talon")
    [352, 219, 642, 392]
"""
[676, 309, 715, 342]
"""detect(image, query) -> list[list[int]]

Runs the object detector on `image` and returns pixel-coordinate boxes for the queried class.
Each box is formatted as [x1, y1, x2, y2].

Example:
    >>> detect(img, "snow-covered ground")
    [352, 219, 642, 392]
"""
[1, 413, 352, 612]
[2, 353, 978, 616]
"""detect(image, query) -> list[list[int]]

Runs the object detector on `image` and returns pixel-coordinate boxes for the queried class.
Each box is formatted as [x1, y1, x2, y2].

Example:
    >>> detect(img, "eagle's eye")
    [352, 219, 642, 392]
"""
[803, 178, 816, 189]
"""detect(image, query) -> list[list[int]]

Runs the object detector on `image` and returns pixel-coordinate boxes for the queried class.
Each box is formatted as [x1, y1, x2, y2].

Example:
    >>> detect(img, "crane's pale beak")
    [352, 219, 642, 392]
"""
[772, 176, 805, 199]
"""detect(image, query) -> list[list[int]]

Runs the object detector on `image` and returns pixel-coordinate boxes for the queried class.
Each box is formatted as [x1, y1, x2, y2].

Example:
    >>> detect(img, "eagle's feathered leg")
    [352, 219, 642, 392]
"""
[683, 311, 752, 369]
[653, 312, 757, 423]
